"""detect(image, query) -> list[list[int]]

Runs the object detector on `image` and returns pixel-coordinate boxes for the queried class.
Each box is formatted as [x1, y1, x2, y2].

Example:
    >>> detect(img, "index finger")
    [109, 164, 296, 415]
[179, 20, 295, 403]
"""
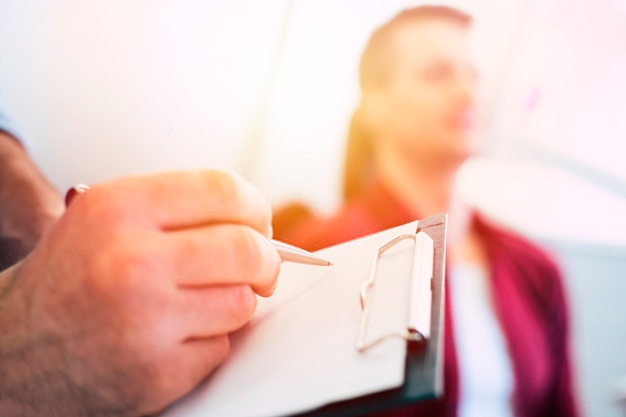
[86, 170, 273, 237]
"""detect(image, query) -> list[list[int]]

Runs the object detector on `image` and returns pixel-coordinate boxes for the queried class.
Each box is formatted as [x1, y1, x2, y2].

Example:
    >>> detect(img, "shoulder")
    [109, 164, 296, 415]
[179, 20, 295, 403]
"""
[284, 202, 379, 252]
[478, 215, 560, 276]
[477, 215, 568, 317]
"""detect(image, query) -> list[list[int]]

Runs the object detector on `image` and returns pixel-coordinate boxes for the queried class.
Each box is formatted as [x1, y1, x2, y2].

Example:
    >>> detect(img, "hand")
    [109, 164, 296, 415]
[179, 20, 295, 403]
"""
[0, 170, 281, 417]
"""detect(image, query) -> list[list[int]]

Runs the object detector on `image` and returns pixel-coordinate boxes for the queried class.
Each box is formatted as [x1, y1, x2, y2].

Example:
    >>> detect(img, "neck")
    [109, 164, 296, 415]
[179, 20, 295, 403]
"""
[374, 143, 474, 249]
[376, 148, 456, 218]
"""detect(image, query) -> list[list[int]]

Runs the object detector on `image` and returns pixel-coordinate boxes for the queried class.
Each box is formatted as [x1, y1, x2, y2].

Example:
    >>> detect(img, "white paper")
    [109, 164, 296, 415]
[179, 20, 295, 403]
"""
[161, 221, 419, 417]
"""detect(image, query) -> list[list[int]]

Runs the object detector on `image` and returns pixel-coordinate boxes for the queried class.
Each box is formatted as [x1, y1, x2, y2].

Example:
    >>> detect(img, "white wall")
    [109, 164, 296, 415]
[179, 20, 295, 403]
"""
[0, 0, 524, 212]
[486, 0, 626, 182]
[0, 0, 288, 191]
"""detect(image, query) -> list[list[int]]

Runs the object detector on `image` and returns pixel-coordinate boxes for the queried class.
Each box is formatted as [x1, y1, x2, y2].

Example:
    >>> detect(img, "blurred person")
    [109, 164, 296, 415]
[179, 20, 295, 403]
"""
[0, 100, 280, 415]
[280, 6, 579, 417]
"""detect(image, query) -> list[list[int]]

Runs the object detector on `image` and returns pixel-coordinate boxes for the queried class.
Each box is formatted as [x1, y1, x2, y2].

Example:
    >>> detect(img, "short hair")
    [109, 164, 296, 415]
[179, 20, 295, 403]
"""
[343, 6, 472, 201]
[359, 5, 472, 91]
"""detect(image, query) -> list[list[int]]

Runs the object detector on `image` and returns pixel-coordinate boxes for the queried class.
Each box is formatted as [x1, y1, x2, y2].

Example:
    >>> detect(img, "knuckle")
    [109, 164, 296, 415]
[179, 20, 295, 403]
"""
[113, 244, 152, 280]
[90, 238, 157, 298]
[199, 170, 272, 234]
[72, 183, 129, 228]
[200, 170, 243, 208]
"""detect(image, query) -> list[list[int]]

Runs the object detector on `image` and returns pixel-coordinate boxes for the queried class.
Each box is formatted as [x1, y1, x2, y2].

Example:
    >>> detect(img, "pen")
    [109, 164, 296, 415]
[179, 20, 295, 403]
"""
[270, 239, 332, 266]
[65, 183, 333, 267]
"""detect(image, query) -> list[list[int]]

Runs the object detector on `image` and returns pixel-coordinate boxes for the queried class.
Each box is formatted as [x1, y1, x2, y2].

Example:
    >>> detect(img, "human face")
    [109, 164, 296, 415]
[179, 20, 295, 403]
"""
[365, 19, 477, 165]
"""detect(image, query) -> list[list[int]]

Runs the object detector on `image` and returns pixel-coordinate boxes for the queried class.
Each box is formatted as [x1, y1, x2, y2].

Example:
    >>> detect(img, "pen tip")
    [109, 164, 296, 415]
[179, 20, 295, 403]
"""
[327, 262, 334, 266]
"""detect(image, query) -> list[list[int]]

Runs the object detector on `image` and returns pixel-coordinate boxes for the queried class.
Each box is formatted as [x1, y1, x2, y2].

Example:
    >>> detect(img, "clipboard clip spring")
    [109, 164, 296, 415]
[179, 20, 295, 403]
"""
[356, 232, 434, 353]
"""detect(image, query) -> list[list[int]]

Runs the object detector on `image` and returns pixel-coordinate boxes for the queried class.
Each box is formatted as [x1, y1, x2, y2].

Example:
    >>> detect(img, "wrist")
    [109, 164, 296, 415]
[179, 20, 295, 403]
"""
[0, 133, 64, 251]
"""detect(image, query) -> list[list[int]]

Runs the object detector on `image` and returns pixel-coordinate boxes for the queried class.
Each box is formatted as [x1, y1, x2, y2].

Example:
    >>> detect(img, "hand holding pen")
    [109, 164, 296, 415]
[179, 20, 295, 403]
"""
[4, 170, 324, 416]
[66, 182, 333, 267]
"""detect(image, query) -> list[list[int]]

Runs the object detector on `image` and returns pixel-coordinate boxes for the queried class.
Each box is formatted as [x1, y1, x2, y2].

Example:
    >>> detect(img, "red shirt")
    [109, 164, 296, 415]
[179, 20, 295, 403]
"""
[282, 182, 579, 417]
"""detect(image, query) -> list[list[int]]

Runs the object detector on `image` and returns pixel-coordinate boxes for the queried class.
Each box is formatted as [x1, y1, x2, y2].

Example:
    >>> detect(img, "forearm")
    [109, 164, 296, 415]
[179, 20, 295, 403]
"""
[0, 263, 37, 416]
[0, 132, 63, 252]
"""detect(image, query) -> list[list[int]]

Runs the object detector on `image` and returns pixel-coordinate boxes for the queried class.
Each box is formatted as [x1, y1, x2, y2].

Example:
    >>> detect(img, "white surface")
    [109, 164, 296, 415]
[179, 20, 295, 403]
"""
[457, 157, 626, 247]
[0, 0, 287, 191]
[487, 0, 626, 182]
[161, 221, 419, 417]
[448, 263, 514, 417]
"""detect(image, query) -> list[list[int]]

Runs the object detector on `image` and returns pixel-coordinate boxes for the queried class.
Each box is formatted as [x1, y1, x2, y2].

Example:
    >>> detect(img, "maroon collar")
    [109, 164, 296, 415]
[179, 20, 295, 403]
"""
[358, 180, 500, 256]
[360, 180, 418, 231]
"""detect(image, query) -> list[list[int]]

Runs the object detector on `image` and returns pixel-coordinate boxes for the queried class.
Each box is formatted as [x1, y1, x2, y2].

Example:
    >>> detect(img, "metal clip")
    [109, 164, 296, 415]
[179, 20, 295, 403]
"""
[356, 232, 434, 352]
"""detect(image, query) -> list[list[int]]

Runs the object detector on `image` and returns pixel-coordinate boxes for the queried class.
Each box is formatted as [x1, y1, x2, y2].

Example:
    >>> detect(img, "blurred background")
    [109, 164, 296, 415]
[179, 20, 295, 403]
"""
[0, 0, 625, 415]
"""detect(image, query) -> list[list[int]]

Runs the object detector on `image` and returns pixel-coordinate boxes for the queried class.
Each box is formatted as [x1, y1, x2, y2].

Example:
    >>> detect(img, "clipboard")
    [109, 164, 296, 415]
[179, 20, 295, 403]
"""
[295, 213, 447, 416]
[161, 214, 447, 417]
